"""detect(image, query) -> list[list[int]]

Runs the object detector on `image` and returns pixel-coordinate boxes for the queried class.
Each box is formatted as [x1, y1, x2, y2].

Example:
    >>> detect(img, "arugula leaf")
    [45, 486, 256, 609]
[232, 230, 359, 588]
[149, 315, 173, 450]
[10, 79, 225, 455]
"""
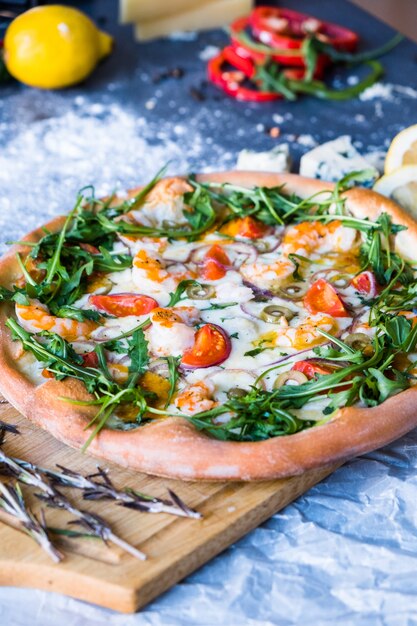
[288, 253, 309, 281]
[162, 356, 181, 408]
[93, 248, 132, 273]
[200, 302, 238, 311]
[50, 306, 101, 323]
[167, 280, 202, 307]
[367, 367, 407, 403]
[385, 316, 412, 348]
[127, 329, 149, 385]
[244, 345, 269, 357]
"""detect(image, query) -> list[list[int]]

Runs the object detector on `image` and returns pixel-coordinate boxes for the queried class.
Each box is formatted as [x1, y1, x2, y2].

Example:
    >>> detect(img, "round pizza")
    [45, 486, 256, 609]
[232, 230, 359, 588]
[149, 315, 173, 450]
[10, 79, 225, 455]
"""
[1, 170, 417, 481]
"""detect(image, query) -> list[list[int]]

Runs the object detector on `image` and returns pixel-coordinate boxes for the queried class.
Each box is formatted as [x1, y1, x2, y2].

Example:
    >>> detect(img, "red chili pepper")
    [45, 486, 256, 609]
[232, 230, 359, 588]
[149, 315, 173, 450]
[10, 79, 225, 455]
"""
[250, 7, 359, 54]
[208, 46, 318, 102]
[207, 47, 282, 102]
[230, 16, 327, 73]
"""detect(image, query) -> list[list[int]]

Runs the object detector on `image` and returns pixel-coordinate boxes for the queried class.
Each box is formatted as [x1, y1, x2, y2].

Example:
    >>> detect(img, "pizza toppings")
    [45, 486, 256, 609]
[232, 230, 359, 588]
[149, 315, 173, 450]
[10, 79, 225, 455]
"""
[303, 279, 349, 317]
[200, 244, 231, 281]
[89, 293, 159, 316]
[291, 359, 333, 379]
[5, 172, 417, 449]
[181, 324, 231, 369]
[350, 271, 378, 296]
[221, 216, 271, 239]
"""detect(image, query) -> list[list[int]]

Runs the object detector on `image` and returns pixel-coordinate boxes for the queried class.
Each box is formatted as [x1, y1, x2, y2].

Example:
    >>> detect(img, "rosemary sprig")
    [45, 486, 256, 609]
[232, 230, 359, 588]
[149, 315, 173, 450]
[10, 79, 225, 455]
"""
[0, 434, 201, 519]
[40, 465, 201, 519]
[0, 421, 19, 435]
[0, 443, 146, 560]
[0, 481, 62, 562]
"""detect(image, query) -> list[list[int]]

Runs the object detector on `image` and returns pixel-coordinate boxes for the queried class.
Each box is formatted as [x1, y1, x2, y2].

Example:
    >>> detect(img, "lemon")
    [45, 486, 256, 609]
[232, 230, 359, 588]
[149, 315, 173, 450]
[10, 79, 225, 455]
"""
[374, 165, 417, 218]
[4, 5, 113, 89]
[385, 124, 417, 174]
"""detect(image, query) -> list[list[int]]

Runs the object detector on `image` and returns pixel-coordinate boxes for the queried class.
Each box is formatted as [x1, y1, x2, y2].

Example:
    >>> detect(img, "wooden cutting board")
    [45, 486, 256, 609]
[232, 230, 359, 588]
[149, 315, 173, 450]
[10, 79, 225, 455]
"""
[0, 399, 339, 613]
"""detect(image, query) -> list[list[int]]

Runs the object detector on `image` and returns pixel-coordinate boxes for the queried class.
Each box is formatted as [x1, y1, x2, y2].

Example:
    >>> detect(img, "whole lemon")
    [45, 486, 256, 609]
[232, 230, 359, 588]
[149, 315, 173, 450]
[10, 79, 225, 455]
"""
[4, 5, 113, 89]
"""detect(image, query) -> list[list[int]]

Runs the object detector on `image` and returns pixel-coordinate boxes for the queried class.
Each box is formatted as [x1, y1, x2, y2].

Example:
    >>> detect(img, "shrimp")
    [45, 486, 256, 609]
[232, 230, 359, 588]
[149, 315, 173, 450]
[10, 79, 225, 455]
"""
[240, 257, 294, 291]
[175, 381, 216, 415]
[257, 314, 337, 350]
[132, 248, 196, 300]
[282, 220, 358, 257]
[146, 307, 198, 357]
[132, 249, 178, 295]
[128, 177, 193, 228]
[116, 234, 168, 256]
[15, 300, 98, 341]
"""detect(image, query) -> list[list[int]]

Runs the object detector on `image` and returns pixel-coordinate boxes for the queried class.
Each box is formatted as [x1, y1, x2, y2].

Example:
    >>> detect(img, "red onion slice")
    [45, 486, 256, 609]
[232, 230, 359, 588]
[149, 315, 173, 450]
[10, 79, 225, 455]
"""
[261, 344, 330, 369]
[241, 281, 273, 299]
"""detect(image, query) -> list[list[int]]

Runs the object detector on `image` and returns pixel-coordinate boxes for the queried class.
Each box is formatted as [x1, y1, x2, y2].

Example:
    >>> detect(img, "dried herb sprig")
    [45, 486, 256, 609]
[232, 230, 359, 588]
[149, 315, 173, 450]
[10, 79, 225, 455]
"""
[0, 421, 19, 434]
[47, 465, 202, 519]
[0, 444, 146, 560]
[6, 459, 201, 519]
[0, 480, 62, 562]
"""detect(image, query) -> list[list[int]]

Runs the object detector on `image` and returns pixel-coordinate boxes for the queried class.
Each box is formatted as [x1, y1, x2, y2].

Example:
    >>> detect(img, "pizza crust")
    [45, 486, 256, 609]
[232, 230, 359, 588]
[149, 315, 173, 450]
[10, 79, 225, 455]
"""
[1, 172, 417, 481]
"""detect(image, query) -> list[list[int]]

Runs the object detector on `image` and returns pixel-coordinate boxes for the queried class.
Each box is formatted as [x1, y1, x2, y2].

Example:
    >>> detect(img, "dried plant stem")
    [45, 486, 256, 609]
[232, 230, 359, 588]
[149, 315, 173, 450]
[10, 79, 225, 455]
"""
[0, 480, 62, 562]
[15, 460, 201, 519]
[0, 449, 146, 560]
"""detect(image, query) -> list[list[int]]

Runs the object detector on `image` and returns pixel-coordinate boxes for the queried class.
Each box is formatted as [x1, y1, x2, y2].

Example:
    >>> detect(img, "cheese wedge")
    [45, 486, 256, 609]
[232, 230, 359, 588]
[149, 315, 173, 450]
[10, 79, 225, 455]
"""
[120, 0, 217, 24]
[133, 0, 253, 41]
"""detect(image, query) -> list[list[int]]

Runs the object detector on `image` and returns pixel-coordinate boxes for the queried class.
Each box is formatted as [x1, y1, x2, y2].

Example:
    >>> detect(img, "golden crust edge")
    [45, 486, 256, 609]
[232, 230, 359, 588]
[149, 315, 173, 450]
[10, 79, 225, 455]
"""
[0, 172, 416, 481]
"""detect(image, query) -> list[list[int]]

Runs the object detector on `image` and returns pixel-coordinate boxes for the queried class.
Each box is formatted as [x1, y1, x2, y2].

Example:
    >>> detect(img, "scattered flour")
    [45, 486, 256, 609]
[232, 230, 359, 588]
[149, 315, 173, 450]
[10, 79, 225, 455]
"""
[296, 134, 317, 148]
[0, 101, 234, 252]
[360, 81, 417, 102]
[198, 45, 220, 61]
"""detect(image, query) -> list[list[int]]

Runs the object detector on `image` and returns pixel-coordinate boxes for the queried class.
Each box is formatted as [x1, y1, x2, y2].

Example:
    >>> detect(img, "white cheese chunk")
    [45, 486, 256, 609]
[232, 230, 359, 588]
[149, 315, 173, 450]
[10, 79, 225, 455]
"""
[235, 145, 291, 173]
[299, 136, 379, 187]
[133, 0, 253, 41]
[120, 0, 216, 24]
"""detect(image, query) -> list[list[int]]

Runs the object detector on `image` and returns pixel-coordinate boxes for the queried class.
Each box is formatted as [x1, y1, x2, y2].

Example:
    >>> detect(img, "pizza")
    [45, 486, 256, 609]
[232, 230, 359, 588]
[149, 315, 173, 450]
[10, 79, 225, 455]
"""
[1, 170, 417, 481]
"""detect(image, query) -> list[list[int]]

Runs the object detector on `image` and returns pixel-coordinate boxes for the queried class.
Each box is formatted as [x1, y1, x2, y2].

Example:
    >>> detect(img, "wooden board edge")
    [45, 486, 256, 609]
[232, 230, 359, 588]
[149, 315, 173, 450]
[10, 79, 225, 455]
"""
[131, 464, 340, 613]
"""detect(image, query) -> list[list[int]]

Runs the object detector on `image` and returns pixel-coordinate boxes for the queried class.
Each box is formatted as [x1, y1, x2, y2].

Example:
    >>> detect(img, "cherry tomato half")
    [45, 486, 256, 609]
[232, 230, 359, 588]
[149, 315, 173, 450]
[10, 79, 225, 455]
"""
[82, 351, 99, 368]
[89, 293, 159, 317]
[181, 324, 231, 369]
[292, 360, 332, 379]
[201, 244, 231, 281]
[221, 216, 270, 239]
[350, 271, 377, 296]
[304, 278, 348, 317]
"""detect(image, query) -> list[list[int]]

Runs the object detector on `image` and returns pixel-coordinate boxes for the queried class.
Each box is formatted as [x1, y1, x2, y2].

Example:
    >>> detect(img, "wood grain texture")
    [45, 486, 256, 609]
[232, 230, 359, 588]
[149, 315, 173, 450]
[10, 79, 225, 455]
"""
[0, 402, 339, 613]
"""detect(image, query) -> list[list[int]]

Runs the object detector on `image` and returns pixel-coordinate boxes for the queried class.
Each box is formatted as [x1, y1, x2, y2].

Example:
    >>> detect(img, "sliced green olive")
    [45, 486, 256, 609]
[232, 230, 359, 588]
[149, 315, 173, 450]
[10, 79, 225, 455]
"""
[277, 282, 308, 300]
[227, 387, 248, 400]
[344, 332, 373, 351]
[161, 219, 179, 230]
[273, 370, 308, 389]
[261, 305, 296, 323]
[328, 273, 351, 288]
[254, 240, 270, 253]
[186, 283, 215, 300]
